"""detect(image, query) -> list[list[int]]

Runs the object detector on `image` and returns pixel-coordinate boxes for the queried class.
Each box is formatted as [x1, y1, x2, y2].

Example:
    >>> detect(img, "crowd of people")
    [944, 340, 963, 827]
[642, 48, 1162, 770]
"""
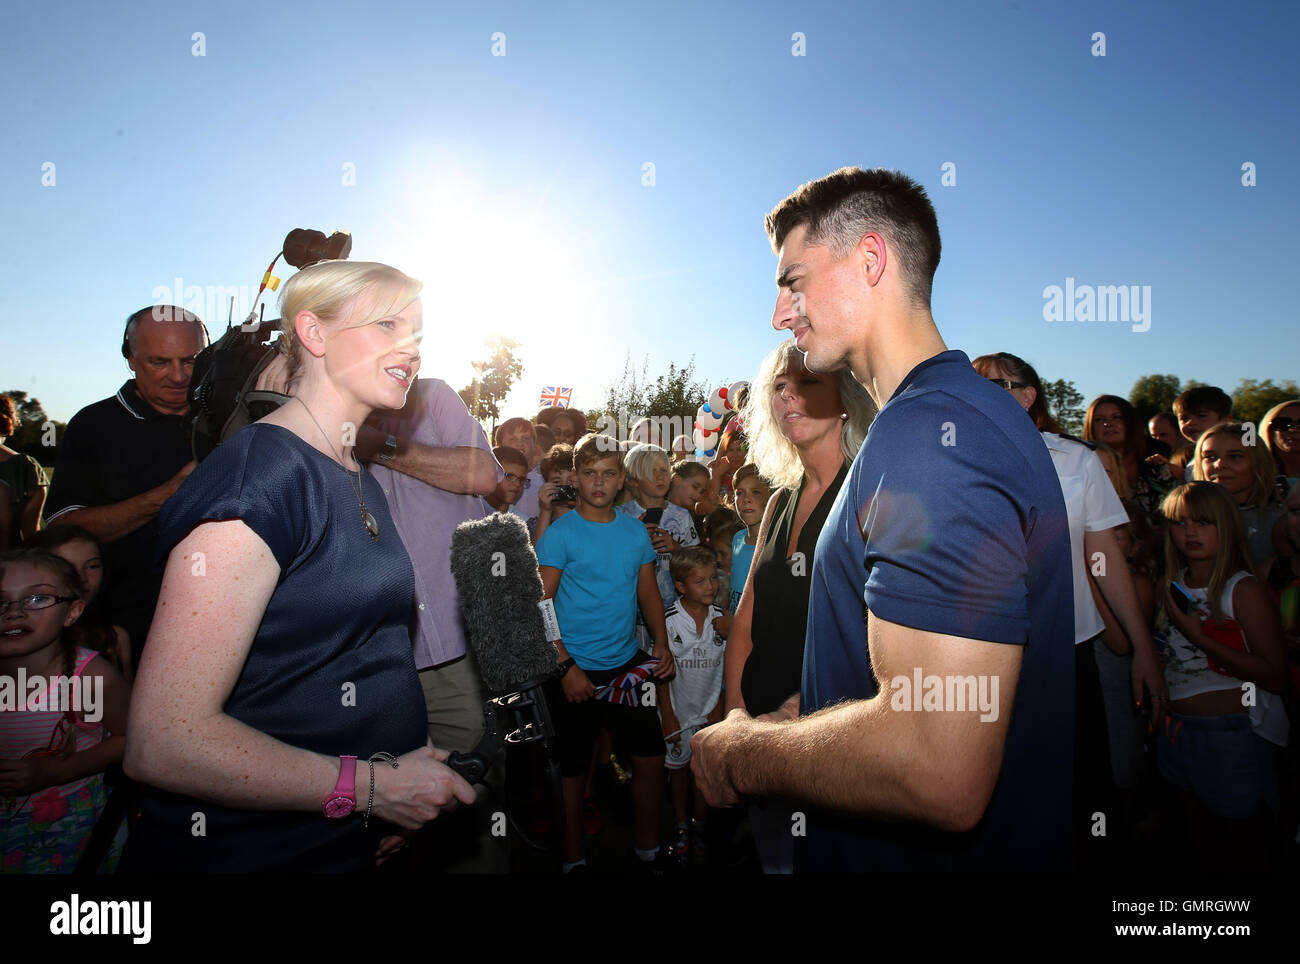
[3, 168, 1299, 876]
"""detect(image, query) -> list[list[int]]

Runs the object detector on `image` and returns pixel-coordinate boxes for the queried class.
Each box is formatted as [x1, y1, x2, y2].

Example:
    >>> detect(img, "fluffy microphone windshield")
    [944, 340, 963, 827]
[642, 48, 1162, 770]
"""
[450, 511, 559, 693]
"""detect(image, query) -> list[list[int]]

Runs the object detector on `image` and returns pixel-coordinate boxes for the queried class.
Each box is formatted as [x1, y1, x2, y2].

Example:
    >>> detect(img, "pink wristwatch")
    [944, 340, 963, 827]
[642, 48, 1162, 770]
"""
[322, 755, 358, 819]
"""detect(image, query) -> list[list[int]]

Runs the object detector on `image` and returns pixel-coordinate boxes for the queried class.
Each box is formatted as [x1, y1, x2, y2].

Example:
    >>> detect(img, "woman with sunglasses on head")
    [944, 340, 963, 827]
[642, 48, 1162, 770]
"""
[122, 261, 475, 873]
[973, 352, 1166, 869]
[1085, 394, 1177, 526]
[1259, 400, 1300, 502]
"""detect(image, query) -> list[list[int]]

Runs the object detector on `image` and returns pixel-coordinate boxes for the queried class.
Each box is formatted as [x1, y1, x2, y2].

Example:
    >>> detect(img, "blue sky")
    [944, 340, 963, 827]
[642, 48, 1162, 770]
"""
[2, 0, 1297, 424]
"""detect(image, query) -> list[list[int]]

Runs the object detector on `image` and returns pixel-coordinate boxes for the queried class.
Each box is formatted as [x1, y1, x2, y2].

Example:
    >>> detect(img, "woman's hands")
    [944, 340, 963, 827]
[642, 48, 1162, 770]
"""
[368, 745, 477, 831]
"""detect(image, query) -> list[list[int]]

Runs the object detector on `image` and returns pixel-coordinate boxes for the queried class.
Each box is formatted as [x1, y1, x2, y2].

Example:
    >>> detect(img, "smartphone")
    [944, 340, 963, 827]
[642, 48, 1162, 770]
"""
[1169, 581, 1195, 615]
[641, 507, 665, 526]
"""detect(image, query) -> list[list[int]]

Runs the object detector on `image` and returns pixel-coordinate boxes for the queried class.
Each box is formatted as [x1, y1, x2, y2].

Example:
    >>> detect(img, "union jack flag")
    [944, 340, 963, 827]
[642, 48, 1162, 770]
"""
[538, 386, 573, 409]
[593, 657, 660, 707]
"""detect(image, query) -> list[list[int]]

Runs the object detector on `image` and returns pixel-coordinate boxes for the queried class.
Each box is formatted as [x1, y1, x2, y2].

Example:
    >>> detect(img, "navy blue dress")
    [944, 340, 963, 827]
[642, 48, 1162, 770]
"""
[122, 422, 427, 873]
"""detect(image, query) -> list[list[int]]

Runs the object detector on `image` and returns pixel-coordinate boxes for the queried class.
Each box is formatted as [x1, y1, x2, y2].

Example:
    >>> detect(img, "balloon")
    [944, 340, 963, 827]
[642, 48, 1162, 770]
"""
[696, 410, 724, 432]
[727, 381, 749, 410]
[692, 428, 713, 451]
[708, 388, 727, 412]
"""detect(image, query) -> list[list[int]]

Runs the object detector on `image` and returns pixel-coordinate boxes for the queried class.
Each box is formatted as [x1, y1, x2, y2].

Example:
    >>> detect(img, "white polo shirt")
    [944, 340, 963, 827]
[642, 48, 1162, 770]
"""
[1041, 433, 1129, 644]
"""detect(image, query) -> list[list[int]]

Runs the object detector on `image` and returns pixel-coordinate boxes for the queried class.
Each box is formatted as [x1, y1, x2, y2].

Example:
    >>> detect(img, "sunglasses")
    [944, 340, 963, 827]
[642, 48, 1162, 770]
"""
[1272, 417, 1299, 433]
[987, 377, 1029, 391]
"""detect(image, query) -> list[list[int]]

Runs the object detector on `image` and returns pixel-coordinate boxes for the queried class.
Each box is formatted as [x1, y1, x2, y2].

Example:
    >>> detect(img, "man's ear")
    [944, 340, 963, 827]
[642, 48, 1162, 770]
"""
[856, 232, 888, 286]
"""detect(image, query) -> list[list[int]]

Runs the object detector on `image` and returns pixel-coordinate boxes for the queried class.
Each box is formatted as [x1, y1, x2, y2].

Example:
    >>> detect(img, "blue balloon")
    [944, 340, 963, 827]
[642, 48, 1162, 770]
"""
[701, 403, 712, 414]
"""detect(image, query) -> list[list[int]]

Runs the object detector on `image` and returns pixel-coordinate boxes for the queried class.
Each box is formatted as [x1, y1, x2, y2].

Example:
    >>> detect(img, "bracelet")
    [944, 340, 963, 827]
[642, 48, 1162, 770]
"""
[365, 751, 398, 829]
[558, 657, 576, 677]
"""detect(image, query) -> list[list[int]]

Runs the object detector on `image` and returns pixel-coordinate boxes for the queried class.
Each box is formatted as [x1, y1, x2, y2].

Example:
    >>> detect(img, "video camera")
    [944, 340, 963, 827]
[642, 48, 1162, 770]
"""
[187, 229, 352, 462]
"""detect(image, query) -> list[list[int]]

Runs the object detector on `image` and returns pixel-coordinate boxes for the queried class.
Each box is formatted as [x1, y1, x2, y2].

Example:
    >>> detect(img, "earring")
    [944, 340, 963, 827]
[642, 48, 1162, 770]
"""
[840, 412, 848, 420]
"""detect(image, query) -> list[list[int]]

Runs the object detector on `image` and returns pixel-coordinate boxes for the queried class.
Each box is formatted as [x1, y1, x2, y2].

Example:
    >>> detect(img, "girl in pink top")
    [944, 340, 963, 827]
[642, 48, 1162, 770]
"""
[0, 549, 129, 873]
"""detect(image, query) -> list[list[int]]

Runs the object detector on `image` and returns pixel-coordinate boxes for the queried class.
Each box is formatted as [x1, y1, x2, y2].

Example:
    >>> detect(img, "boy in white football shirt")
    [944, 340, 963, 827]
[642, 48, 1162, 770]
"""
[658, 545, 727, 862]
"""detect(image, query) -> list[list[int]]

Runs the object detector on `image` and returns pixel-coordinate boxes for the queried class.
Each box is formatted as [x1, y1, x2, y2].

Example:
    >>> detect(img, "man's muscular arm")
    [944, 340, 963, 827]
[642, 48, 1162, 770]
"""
[54, 461, 195, 545]
[355, 420, 498, 495]
[692, 614, 1021, 832]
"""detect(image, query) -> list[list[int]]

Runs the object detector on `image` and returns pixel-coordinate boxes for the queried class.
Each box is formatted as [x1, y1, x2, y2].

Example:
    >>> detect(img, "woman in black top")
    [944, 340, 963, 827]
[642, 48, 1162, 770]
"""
[720, 339, 872, 873]
[724, 339, 874, 718]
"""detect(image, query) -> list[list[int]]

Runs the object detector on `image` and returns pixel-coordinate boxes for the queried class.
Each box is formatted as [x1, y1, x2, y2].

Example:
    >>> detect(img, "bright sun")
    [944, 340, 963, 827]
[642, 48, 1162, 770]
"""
[384, 164, 606, 418]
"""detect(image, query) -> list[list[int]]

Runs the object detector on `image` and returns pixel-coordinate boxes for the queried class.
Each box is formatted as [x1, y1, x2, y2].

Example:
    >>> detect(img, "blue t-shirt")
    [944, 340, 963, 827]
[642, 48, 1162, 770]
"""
[536, 509, 657, 670]
[798, 350, 1074, 873]
[730, 527, 756, 612]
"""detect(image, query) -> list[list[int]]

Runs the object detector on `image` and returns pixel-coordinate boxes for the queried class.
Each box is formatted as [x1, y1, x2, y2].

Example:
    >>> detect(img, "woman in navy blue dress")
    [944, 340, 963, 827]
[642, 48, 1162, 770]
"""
[123, 261, 475, 872]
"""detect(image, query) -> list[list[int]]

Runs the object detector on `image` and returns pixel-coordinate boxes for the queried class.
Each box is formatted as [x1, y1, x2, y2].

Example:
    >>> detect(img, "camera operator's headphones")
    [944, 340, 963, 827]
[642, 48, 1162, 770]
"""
[121, 305, 212, 360]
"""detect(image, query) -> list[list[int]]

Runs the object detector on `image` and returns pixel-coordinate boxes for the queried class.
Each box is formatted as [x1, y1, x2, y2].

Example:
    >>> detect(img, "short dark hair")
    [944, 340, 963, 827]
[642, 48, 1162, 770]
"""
[670, 545, 719, 585]
[765, 167, 942, 306]
[492, 445, 527, 470]
[671, 460, 709, 483]
[1173, 386, 1232, 419]
[573, 432, 622, 471]
[494, 417, 534, 445]
[541, 443, 574, 478]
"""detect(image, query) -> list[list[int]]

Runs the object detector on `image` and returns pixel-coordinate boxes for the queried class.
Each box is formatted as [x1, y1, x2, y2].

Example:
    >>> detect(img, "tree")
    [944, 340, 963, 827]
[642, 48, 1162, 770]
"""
[1042, 378, 1085, 435]
[2, 390, 64, 465]
[585, 353, 712, 440]
[1231, 378, 1300, 427]
[1128, 374, 1182, 422]
[458, 337, 524, 436]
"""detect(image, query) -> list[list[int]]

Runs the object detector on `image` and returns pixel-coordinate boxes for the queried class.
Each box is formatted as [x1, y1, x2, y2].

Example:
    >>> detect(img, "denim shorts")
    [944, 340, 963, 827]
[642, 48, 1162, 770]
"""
[1156, 711, 1280, 820]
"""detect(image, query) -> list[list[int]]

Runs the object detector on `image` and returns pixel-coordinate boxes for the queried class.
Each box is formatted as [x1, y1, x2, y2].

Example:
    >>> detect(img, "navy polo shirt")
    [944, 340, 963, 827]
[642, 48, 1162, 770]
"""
[796, 350, 1074, 873]
[46, 380, 193, 655]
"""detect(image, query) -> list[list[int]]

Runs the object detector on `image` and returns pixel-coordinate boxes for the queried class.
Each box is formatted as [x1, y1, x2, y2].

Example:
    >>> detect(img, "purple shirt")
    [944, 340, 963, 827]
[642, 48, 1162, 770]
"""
[368, 378, 502, 670]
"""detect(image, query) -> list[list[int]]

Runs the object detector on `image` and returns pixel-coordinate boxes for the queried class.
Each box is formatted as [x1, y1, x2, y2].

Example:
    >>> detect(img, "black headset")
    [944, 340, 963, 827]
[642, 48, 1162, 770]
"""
[121, 306, 212, 360]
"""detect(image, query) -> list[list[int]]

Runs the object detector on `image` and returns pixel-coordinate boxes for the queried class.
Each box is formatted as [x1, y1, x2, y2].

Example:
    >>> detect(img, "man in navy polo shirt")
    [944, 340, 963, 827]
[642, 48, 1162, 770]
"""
[46, 307, 205, 668]
[691, 168, 1075, 872]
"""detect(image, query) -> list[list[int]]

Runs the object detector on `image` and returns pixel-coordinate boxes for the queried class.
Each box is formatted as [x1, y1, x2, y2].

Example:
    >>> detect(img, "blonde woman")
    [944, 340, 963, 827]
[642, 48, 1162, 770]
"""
[1193, 420, 1285, 571]
[721, 337, 872, 872]
[124, 261, 474, 872]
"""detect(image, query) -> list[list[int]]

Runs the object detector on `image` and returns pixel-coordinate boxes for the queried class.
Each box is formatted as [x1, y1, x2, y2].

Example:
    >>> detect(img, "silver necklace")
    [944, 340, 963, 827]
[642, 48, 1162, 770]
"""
[295, 397, 379, 541]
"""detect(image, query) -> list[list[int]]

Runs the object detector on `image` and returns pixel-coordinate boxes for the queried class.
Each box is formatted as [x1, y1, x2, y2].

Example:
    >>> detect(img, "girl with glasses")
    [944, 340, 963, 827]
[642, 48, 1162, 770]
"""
[0, 548, 130, 873]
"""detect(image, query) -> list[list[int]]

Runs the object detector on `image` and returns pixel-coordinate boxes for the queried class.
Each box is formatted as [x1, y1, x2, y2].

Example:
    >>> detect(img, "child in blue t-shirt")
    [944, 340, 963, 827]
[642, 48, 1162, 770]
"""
[536, 435, 676, 873]
[728, 464, 771, 612]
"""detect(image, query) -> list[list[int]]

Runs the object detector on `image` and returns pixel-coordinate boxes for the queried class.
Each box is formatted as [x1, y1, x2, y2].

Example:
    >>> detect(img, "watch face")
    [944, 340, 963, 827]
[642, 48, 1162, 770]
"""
[323, 795, 355, 819]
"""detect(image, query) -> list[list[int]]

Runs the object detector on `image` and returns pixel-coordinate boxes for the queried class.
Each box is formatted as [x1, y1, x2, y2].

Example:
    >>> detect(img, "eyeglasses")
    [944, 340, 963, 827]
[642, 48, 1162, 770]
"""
[503, 473, 532, 488]
[1273, 417, 1299, 433]
[987, 377, 1028, 391]
[0, 594, 78, 615]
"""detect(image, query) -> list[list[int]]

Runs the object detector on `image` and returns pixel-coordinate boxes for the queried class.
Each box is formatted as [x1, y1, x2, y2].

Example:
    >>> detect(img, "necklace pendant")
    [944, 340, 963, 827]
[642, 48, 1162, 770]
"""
[362, 507, 380, 541]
